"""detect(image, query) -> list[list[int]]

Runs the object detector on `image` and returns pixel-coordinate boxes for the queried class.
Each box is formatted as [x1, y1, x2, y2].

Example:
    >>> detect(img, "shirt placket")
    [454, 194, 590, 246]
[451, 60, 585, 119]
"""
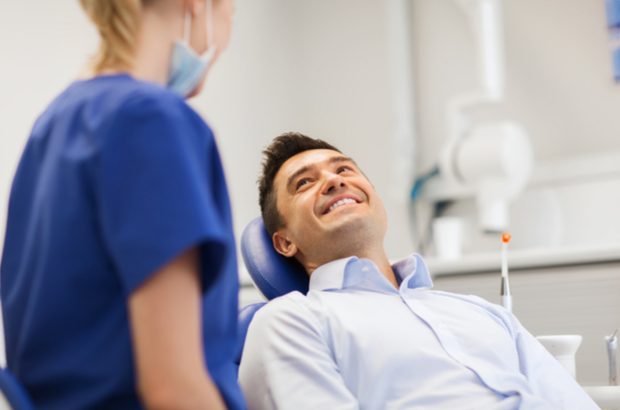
[400, 288, 514, 398]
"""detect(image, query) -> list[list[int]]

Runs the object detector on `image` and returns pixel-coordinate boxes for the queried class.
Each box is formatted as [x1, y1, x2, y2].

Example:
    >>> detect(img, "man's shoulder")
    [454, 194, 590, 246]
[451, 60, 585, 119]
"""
[247, 291, 328, 342]
[253, 291, 315, 323]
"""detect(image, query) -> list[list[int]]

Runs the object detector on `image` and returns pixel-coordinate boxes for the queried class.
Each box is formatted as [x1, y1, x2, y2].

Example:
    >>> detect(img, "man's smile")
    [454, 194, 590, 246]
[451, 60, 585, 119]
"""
[321, 194, 363, 215]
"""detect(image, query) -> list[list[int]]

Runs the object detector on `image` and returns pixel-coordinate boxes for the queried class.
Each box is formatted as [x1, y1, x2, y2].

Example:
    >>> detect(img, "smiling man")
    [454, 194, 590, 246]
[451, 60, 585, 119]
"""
[238, 133, 597, 410]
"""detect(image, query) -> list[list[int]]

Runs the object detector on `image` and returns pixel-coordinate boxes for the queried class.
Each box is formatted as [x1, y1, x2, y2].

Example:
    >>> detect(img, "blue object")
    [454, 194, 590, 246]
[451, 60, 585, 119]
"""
[606, 0, 620, 28]
[0, 367, 34, 410]
[240, 217, 308, 300]
[410, 166, 440, 201]
[606, 0, 620, 81]
[0, 74, 244, 409]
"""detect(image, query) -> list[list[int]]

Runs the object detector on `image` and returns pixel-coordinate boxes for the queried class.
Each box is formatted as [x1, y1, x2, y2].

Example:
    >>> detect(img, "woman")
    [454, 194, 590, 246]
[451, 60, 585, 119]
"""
[0, 0, 244, 408]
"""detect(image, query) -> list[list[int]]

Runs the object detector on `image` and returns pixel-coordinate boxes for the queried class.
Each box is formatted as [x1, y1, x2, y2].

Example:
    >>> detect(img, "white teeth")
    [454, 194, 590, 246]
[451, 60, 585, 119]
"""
[328, 198, 356, 213]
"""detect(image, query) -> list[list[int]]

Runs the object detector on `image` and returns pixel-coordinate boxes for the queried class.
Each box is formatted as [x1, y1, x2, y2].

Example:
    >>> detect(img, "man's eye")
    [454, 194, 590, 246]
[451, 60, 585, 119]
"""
[296, 178, 310, 190]
[337, 166, 353, 174]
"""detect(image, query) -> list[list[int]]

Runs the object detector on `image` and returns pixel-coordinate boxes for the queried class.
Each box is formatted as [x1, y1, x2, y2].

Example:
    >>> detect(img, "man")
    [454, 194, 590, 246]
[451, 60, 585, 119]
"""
[239, 133, 597, 409]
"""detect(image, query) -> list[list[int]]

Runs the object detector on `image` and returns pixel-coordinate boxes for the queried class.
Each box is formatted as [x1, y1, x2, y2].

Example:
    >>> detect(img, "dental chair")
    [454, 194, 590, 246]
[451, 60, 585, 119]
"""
[240, 217, 308, 299]
[236, 217, 309, 367]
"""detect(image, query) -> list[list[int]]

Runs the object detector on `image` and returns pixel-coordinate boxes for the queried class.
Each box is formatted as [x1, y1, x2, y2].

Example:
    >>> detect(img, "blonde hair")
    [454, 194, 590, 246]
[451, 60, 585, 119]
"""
[79, 0, 144, 73]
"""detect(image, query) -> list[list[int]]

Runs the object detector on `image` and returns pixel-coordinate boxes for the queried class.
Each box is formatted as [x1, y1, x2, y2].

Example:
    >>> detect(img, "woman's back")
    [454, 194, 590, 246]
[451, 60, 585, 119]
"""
[0, 74, 243, 409]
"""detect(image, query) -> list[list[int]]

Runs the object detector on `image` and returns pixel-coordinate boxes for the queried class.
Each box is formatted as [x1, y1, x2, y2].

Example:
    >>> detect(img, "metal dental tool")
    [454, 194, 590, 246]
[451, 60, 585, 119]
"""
[500, 233, 512, 312]
[607, 329, 618, 386]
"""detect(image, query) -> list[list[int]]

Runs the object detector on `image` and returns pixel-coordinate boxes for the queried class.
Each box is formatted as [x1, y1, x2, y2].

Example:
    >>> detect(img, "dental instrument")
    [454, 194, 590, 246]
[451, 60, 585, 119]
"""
[607, 329, 618, 385]
[500, 232, 512, 312]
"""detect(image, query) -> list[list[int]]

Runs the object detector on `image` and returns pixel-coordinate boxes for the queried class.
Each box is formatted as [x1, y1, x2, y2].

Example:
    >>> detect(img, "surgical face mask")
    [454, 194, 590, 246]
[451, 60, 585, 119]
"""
[167, 0, 217, 97]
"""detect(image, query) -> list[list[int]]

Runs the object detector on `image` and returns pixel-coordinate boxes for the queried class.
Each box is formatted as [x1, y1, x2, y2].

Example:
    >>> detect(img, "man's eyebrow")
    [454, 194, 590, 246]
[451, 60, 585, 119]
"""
[286, 155, 357, 191]
[329, 156, 356, 166]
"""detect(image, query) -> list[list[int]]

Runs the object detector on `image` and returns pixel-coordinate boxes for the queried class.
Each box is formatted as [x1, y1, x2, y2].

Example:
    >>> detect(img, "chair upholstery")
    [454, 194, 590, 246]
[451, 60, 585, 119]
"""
[0, 367, 34, 410]
[240, 217, 308, 300]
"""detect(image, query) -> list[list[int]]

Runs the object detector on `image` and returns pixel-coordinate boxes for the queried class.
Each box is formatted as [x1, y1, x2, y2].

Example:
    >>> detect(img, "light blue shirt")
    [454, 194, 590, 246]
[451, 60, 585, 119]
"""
[239, 254, 598, 409]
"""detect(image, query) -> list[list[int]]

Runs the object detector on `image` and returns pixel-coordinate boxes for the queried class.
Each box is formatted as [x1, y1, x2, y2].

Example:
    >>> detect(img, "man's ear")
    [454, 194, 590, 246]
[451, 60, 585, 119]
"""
[272, 230, 298, 258]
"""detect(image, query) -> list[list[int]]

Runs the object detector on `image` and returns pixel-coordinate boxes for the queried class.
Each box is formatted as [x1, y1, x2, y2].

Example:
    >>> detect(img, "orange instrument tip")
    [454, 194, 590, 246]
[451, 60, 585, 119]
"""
[501, 233, 512, 244]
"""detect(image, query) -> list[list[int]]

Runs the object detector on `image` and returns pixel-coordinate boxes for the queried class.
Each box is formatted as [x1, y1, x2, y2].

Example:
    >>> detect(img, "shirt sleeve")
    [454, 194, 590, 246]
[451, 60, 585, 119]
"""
[507, 312, 599, 409]
[239, 293, 359, 410]
[97, 92, 229, 296]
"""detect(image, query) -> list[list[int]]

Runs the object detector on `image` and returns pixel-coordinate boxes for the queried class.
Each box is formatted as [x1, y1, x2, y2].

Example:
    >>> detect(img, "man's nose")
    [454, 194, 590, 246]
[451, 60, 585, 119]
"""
[321, 173, 347, 195]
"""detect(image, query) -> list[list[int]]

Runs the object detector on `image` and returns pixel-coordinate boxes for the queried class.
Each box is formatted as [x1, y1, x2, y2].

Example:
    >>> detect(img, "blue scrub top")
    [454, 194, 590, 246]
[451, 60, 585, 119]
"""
[0, 74, 245, 410]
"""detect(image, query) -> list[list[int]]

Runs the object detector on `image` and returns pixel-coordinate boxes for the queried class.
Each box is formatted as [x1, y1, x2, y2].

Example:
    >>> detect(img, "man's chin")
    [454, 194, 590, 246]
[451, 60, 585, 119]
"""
[315, 217, 381, 261]
[322, 212, 373, 237]
[301, 214, 385, 266]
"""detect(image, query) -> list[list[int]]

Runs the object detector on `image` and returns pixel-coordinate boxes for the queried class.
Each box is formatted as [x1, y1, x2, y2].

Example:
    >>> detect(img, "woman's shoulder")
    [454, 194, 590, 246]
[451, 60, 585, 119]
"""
[63, 74, 197, 123]
[124, 80, 211, 133]
[105, 76, 191, 116]
[77, 75, 212, 137]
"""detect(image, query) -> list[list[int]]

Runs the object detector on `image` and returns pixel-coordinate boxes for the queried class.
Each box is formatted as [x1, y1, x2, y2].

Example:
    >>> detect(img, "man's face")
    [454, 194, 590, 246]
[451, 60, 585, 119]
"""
[271, 149, 387, 265]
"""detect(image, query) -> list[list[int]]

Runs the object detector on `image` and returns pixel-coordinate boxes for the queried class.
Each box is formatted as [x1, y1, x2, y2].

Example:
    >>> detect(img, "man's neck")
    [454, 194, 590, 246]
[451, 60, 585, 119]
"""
[357, 248, 399, 289]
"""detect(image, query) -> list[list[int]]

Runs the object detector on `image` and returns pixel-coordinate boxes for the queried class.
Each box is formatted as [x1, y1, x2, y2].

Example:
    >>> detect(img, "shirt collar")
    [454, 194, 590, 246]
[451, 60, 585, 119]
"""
[309, 253, 434, 293]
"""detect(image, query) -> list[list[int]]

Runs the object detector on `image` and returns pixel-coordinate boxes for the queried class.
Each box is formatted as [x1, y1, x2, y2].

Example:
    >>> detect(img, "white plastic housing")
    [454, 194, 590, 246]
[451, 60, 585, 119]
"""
[440, 121, 533, 232]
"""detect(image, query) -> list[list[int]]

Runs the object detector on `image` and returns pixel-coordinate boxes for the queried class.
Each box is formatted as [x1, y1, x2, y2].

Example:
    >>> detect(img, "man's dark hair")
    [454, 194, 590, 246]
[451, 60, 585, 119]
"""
[258, 132, 341, 236]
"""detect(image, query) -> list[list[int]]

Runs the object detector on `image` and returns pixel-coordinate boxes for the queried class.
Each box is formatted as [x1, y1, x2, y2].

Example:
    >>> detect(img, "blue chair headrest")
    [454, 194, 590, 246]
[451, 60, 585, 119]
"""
[240, 217, 309, 300]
